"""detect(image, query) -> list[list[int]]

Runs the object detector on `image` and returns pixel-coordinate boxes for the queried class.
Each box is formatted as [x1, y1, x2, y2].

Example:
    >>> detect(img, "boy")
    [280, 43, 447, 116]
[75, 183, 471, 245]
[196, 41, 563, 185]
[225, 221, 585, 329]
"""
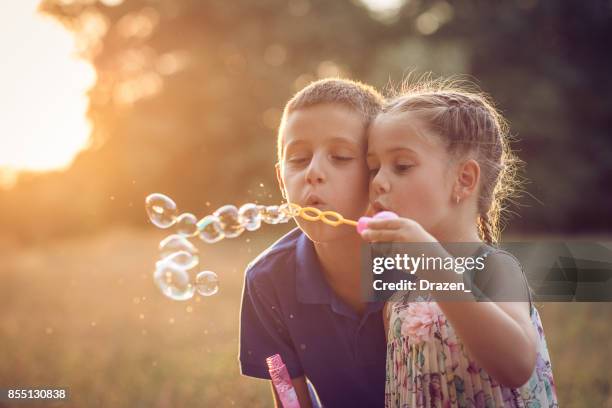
[239, 79, 386, 407]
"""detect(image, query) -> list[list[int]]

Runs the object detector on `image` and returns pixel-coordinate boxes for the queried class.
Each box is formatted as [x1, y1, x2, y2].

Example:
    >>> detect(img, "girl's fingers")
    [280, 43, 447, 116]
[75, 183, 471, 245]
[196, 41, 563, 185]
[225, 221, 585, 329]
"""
[360, 228, 404, 242]
[365, 217, 413, 230]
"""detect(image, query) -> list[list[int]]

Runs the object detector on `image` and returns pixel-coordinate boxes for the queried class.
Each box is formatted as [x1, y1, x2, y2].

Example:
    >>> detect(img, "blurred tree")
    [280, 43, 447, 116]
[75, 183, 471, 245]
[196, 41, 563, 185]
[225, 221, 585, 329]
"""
[0, 0, 610, 242]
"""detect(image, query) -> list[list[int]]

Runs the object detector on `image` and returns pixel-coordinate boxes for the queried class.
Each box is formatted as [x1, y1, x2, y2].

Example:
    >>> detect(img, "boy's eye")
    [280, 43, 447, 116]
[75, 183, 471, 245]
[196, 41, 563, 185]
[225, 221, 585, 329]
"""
[331, 155, 354, 162]
[368, 167, 380, 177]
[287, 156, 309, 165]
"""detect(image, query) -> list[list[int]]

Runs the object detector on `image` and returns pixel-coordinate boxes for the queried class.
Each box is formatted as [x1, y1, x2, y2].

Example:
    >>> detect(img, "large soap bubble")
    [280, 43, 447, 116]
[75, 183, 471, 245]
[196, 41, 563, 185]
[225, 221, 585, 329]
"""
[145, 193, 178, 228]
[153, 260, 195, 301]
[197, 215, 224, 243]
[213, 205, 245, 238]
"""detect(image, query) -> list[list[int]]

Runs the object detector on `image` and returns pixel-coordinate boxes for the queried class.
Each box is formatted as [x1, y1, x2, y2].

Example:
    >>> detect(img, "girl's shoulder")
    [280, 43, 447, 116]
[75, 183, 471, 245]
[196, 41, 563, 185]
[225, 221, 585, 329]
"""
[473, 244, 534, 314]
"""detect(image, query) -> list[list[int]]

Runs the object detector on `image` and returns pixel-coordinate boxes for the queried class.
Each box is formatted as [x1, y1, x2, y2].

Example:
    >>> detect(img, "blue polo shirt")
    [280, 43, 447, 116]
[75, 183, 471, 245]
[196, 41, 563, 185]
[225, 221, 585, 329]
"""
[239, 228, 387, 408]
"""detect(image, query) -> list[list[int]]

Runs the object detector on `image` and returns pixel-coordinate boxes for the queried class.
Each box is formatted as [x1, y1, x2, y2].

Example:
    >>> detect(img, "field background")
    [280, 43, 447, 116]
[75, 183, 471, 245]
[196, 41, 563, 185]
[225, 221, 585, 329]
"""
[1, 226, 611, 407]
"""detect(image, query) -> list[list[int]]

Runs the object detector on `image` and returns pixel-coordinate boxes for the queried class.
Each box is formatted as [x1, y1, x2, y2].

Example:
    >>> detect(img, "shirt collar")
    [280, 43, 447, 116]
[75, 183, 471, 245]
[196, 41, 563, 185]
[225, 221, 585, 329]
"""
[294, 233, 385, 320]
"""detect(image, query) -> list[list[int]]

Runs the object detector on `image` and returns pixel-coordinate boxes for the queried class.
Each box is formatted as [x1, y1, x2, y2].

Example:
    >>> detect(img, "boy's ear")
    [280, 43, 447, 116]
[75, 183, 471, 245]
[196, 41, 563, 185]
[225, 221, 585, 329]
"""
[275, 162, 287, 200]
[454, 159, 480, 202]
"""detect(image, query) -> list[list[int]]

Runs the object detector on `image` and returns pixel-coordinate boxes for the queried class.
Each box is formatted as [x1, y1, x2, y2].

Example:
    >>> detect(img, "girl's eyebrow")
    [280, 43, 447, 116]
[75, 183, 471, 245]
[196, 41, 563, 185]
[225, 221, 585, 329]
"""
[367, 147, 419, 158]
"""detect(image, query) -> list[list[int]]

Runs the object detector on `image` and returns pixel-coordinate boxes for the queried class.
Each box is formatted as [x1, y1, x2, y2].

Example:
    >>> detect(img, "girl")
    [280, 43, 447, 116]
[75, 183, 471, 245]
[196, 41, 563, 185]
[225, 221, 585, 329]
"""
[360, 80, 558, 407]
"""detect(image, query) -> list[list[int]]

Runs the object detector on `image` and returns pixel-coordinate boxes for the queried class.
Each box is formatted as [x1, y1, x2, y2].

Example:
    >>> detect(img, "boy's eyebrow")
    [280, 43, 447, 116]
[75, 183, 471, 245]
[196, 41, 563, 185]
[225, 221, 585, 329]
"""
[327, 136, 361, 145]
[285, 136, 362, 148]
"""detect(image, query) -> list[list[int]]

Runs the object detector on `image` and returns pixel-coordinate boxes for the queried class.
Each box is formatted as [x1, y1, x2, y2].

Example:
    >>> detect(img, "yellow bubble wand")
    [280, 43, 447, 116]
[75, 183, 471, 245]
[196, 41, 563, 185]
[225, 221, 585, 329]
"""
[281, 202, 358, 227]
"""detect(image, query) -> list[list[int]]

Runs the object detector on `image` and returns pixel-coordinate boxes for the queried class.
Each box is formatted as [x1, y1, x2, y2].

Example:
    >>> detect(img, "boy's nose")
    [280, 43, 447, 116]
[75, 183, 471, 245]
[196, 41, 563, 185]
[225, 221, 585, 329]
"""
[305, 155, 326, 185]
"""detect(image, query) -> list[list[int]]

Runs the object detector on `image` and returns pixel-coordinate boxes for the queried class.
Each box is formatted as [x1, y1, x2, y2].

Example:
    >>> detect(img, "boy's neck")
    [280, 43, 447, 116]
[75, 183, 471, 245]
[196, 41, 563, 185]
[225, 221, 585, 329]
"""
[313, 236, 363, 280]
[313, 235, 367, 314]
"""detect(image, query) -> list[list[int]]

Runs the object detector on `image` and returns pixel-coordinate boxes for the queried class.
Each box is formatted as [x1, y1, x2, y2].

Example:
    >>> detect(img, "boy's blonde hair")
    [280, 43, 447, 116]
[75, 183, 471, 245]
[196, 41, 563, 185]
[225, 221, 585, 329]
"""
[383, 76, 523, 244]
[277, 78, 384, 162]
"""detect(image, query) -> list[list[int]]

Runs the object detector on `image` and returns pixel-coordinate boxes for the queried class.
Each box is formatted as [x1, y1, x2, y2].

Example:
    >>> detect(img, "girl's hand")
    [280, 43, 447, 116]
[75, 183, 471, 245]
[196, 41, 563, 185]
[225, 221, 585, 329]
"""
[359, 215, 437, 243]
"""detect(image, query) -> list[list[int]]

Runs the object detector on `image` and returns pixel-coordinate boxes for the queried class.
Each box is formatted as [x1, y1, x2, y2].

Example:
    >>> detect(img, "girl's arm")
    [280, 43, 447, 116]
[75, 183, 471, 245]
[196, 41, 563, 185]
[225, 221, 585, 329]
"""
[361, 218, 538, 388]
[436, 252, 537, 388]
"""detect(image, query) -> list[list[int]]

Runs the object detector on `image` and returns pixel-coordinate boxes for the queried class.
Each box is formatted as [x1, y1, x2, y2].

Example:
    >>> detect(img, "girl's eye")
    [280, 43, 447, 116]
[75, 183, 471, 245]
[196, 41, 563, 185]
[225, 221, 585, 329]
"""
[395, 164, 414, 173]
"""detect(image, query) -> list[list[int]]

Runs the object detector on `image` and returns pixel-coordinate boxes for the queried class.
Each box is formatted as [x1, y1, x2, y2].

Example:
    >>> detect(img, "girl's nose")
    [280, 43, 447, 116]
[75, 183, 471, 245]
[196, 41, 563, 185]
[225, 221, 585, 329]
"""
[371, 170, 390, 194]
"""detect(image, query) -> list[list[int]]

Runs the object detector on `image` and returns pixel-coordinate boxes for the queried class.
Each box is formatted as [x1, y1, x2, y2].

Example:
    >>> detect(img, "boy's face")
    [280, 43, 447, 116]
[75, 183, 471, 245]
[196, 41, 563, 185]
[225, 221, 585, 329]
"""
[277, 103, 369, 243]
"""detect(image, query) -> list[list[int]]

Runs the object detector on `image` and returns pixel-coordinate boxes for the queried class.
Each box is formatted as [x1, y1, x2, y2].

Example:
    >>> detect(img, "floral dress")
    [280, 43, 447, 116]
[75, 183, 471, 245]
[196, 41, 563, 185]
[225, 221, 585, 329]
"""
[385, 251, 558, 408]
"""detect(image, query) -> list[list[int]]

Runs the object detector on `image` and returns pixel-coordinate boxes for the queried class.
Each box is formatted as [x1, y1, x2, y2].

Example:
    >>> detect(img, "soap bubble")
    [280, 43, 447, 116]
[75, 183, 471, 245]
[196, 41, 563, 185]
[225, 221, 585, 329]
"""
[145, 193, 178, 228]
[213, 205, 245, 238]
[159, 234, 198, 258]
[175, 212, 199, 237]
[153, 260, 195, 301]
[278, 203, 295, 224]
[162, 250, 199, 270]
[197, 215, 224, 243]
[238, 203, 261, 231]
[195, 270, 219, 296]
[260, 205, 284, 224]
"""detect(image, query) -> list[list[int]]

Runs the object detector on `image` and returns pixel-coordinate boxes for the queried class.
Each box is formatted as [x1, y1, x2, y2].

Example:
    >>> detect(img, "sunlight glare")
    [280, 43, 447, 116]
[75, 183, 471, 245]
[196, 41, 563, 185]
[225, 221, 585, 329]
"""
[0, 0, 96, 176]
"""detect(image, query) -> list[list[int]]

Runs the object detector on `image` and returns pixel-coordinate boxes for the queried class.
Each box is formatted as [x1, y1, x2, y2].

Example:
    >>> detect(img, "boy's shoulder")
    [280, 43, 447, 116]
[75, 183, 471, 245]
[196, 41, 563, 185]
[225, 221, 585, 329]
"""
[245, 228, 303, 284]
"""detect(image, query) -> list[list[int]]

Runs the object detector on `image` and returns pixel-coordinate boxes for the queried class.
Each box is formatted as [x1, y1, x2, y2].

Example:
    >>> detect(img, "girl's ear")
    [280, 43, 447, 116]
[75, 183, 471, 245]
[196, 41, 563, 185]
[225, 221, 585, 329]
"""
[454, 159, 480, 203]
[275, 162, 287, 200]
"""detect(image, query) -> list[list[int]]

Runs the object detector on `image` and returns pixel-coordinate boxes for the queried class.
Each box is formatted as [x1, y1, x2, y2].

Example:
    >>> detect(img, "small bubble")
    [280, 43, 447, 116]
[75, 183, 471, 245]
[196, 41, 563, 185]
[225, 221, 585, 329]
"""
[139, 314, 145, 320]
[205, 201, 211, 207]
[152, 361, 157, 367]
[142, 329, 148, 335]
[45, 327, 53, 335]
[247, 350, 252, 355]
[110, 196, 115, 201]
[91, 321, 97, 327]
[259, 183, 264, 187]
[133, 297, 141, 304]
[169, 317, 175, 324]
[300, 343, 306, 350]
[289, 314, 294, 319]
[186, 306, 193, 313]
[204, 329, 208, 335]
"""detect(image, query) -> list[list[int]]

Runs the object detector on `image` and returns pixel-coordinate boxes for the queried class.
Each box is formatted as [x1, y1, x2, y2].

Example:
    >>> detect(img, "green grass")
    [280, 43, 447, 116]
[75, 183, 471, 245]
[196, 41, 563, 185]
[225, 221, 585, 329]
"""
[0, 227, 610, 407]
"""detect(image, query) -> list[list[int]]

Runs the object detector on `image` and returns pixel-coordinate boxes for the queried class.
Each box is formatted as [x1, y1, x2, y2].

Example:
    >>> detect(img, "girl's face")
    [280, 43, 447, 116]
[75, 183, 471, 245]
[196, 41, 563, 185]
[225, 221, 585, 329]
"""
[366, 114, 457, 236]
[278, 103, 370, 243]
